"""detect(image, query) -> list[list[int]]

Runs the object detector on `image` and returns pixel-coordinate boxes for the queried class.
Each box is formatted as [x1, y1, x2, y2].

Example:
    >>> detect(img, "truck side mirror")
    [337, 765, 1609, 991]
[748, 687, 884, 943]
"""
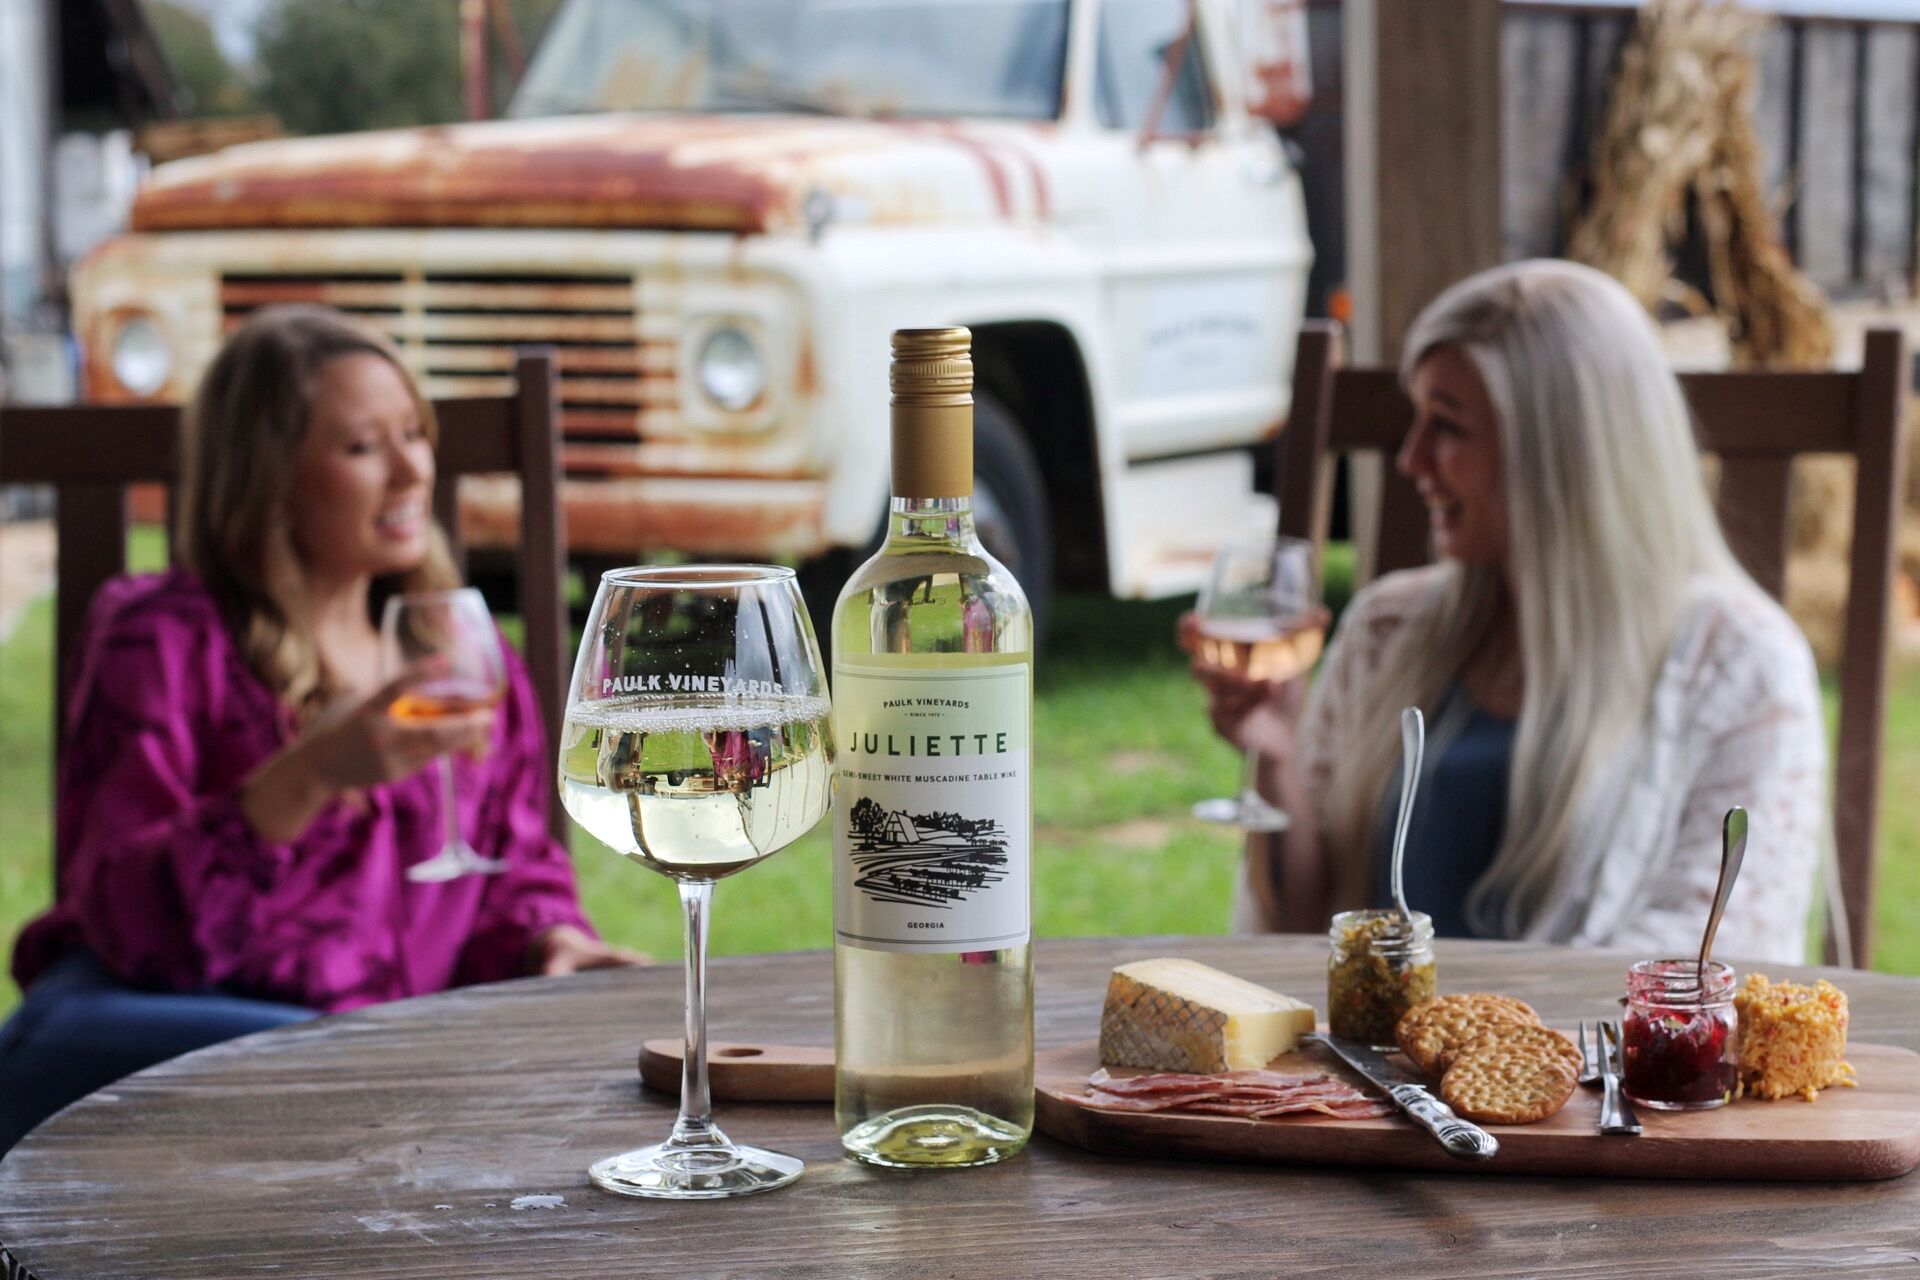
[1237, 0, 1312, 128]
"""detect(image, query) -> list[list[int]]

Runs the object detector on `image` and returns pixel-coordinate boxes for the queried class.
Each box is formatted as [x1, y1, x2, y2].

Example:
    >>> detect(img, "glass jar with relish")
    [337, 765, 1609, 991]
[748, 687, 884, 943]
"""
[1327, 909, 1437, 1044]
[1621, 959, 1738, 1110]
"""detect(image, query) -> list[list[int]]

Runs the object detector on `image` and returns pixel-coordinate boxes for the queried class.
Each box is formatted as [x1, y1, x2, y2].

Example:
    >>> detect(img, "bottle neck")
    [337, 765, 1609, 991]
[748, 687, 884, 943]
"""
[888, 494, 977, 543]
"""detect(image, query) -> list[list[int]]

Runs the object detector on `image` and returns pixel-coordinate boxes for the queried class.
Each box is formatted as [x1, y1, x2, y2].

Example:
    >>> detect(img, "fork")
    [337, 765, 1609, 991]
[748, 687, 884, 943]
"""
[1576, 1020, 1601, 1087]
[1596, 1020, 1643, 1136]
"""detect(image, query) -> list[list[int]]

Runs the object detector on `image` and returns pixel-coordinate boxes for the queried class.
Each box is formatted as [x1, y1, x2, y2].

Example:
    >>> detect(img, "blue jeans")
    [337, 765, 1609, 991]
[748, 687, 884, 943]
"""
[0, 951, 317, 1155]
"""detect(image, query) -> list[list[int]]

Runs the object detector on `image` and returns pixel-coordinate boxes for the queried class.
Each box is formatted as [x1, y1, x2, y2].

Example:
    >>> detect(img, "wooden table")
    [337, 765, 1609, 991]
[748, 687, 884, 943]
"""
[1, 936, 1915, 1278]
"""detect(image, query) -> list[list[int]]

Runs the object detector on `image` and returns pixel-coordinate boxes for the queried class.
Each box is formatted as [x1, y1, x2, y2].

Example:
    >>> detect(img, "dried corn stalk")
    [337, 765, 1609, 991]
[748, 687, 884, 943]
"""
[1692, 12, 1832, 368]
[1567, 0, 1831, 368]
[1565, 0, 1885, 664]
[1567, 0, 1750, 310]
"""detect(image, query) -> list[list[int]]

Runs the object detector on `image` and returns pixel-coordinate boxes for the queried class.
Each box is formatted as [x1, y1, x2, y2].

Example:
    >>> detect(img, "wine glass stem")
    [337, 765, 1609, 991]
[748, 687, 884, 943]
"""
[438, 754, 461, 853]
[1239, 742, 1263, 808]
[670, 879, 720, 1149]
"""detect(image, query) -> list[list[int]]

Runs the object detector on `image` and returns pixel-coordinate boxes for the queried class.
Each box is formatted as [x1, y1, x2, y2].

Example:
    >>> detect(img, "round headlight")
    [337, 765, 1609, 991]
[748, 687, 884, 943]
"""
[110, 315, 174, 398]
[696, 326, 766, 412]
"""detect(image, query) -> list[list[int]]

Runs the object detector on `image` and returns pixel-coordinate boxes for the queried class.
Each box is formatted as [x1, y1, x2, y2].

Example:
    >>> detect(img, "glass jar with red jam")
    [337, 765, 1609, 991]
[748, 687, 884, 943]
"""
[1621, 959, 1738, 1111]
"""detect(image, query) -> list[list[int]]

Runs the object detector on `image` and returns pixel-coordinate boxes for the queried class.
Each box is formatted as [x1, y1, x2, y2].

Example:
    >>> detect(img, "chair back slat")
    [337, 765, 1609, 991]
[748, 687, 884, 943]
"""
[1714, 457, 1794, 602]
[53, 487, 130, 720]
[432, 475, 467, 577]
[433, 401, 523, 472]
[1, 405, 179, 481]
[509, 352, 569, 778]
[1682, 372, 1858, 452]
[1327, 368, 1413, 450]
[1275, 319, 1910, 966]
[1375, 467, 1430, 578]
[1833, 328, 1911, 963]
[1278, 322, 1341, 550]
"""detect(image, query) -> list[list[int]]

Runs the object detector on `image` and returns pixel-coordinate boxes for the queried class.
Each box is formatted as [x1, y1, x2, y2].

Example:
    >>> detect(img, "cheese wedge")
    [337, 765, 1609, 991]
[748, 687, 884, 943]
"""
[1099, 958, 1317, 1074]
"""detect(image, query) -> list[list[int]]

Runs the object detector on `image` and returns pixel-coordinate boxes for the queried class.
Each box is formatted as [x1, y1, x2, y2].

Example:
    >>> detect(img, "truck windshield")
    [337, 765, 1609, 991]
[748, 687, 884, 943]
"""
[510, 0, 1069, 121]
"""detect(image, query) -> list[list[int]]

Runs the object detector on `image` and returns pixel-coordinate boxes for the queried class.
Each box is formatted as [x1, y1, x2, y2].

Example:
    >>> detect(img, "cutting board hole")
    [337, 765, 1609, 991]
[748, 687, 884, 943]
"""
[718, 1047, 765, 1058]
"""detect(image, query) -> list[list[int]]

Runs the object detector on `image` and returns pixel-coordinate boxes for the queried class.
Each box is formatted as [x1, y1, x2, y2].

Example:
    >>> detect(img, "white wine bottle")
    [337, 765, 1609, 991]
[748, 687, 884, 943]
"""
[831, 327, 1034, 1168]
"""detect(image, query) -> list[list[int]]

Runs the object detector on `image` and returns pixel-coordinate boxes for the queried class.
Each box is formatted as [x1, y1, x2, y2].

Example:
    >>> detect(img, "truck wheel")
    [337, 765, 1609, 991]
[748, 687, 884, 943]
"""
[800, 389, 1053, 655]
[972, 389, 1053, 643]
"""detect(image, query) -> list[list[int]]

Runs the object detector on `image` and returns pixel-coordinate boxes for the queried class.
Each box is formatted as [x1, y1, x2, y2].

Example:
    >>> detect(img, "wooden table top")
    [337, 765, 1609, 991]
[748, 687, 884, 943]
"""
[1, 935, 1914, 1278]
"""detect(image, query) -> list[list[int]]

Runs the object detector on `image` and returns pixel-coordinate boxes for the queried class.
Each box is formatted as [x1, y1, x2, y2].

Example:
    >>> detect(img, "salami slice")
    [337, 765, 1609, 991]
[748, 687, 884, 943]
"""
[1079, 1068, 1388, 1120]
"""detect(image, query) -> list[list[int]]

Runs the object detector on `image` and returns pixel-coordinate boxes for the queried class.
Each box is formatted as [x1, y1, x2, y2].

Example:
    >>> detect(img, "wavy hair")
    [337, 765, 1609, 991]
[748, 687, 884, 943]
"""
[174, 305, 460, 715]
[1319, 259, 1751, 935]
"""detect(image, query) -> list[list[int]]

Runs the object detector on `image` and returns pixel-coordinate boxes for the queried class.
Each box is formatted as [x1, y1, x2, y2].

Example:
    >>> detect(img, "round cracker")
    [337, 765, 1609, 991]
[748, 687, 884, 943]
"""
[1395, 993, 1543, 1077]
[1465, 1022, 1583, 1075]
[1439, 1025, 1581, 1125]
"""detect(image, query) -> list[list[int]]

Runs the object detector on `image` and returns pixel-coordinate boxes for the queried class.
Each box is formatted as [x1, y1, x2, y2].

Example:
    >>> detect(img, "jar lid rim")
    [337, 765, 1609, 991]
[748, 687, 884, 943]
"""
[1627, 957, 1737, 993]
[1329, 908, 1435, 946]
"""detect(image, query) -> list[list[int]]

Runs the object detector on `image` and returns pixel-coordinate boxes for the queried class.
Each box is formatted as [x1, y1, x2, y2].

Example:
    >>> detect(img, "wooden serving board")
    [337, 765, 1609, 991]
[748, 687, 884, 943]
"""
[1035, 1036, 1920, 1181]
[638, 1039, 834, 1101]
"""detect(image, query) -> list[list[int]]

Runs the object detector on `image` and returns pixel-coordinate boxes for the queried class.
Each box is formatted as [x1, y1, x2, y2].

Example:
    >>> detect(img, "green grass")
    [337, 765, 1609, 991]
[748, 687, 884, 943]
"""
[0, 596, 54, 983]
[4, 533, 1913, 1020]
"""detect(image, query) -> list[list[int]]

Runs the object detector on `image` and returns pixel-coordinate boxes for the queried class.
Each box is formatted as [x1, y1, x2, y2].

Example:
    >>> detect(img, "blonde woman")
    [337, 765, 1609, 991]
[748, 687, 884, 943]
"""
[1198, 260, 1826, 961]
[1, 306, 639, 1153]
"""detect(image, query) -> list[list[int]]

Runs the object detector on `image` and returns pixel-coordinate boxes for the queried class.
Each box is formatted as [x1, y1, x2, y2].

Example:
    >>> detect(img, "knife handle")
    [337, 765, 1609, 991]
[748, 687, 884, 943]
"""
[1388, 1084, 1500, 1161]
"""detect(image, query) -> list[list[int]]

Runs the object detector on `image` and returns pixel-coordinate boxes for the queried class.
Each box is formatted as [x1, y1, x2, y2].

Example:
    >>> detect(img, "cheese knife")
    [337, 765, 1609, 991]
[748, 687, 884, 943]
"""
[1305, 1032, 1500, 1161]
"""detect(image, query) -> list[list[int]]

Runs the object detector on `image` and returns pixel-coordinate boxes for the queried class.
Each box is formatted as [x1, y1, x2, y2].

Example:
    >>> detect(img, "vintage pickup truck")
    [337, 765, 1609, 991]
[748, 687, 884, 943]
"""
[72, 0, 1314, 629]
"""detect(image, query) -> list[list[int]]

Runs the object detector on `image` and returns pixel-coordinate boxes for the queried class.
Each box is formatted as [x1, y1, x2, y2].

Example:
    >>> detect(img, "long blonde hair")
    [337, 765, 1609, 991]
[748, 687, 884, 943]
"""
[1320, 259, 1750, 935]
[175, 305, 460, 714]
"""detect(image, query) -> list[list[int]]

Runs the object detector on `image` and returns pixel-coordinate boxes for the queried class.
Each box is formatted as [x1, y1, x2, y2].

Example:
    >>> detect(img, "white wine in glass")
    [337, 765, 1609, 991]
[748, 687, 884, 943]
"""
[1188, 537, 1327, 832]
[381, 588, 509, 882]
[559, 564, 834, 1199]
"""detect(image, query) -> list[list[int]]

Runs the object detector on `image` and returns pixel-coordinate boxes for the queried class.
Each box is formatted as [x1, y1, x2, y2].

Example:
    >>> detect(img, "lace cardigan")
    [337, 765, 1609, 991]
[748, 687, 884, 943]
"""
[1233, 565, 1828, 964]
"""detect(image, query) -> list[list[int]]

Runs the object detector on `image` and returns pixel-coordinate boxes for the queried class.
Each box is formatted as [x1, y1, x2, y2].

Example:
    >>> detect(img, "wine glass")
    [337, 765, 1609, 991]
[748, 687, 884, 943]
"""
[381, 588, 509, 882]
[559, 564, 835, 1199]
[1187, 536, 1327, 832]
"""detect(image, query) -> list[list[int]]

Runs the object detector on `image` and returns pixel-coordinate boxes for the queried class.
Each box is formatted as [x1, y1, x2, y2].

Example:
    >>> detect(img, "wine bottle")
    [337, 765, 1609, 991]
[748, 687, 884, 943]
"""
[831, 327, 1035, 1168]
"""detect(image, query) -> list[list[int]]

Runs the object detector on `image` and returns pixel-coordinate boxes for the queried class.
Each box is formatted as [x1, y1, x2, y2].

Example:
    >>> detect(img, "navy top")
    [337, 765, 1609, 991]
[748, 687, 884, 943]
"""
[1370, 686, 1517, 939]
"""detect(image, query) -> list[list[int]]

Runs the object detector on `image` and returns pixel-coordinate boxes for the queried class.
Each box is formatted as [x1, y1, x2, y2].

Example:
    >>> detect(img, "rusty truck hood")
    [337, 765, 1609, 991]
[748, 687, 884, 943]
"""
[130, 113, 1055, 234]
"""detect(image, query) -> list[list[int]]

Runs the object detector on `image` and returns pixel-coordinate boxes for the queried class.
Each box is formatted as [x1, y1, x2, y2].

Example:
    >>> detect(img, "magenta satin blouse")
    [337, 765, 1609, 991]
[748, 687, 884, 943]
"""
[11, 571, 594, 1012]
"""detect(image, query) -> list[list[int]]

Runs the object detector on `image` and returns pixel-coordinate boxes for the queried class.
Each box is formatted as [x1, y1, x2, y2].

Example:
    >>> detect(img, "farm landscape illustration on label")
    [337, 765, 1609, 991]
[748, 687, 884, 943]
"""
[845, 797, 1011, 909]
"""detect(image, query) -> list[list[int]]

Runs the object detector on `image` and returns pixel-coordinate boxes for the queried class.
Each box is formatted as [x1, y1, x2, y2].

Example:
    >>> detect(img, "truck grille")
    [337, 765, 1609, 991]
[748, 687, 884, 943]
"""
[219, 272, 673, 468]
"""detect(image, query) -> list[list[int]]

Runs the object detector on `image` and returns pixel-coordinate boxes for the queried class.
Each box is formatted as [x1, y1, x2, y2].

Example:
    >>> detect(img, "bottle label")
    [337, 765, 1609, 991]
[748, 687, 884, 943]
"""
[833, 660, 1030, 953]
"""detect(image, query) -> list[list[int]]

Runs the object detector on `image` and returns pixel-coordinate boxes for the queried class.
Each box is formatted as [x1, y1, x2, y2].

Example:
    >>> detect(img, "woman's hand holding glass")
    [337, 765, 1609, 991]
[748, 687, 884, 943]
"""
[321, 663, 494, 782]
[239, 662, 495, 844]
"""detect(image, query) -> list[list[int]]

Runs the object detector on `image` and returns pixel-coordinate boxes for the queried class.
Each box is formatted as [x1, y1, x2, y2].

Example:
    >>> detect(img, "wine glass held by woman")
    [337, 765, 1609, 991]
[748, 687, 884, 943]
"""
[0, 305, 640, 1157]
[380, 588, 513, 881]
[1182, 537, 1324, 833]
[1193, 259, 1826, 961]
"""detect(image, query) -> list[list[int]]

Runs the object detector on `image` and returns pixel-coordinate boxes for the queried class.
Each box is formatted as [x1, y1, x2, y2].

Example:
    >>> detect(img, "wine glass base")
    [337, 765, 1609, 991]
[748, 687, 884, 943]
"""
[1190, 797, 1291, 834]
[406, 843, 509, 883]
[588, 1141, 803, 1199]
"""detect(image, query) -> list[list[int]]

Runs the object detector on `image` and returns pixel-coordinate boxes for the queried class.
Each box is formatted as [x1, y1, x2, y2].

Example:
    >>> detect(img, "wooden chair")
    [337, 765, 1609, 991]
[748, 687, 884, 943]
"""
[0, 350, 570, 853]
[1278, 319, 1911, 966]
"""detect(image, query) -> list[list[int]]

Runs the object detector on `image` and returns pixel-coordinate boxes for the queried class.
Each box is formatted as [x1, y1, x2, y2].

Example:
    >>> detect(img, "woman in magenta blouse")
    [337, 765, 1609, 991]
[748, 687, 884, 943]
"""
[0, 306, 640, 1152]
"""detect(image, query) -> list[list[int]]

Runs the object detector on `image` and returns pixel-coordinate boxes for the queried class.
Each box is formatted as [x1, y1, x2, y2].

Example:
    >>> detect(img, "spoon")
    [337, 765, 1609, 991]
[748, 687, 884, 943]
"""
[1699, 806, 1748, 988]
[1388, 706, 1425, 926]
